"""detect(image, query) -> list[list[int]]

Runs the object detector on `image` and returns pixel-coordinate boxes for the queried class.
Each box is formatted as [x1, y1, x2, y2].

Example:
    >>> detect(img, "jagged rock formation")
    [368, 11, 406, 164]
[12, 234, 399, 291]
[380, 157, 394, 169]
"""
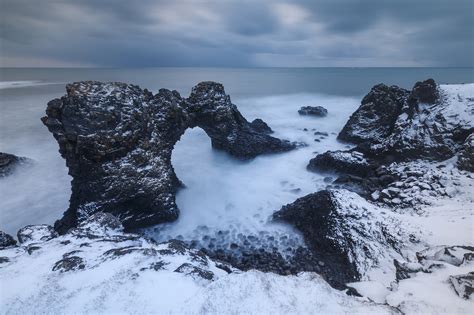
[338, 84, 409, 144]
[0, 230, 16, 249]
[298, 106, 328, 117]
[308, 80, 473, 205]
[0, 152, 30, 177]
[337, 79, 473, 162]
[42, 81, 295, 234]
[273, 189, 407, 285]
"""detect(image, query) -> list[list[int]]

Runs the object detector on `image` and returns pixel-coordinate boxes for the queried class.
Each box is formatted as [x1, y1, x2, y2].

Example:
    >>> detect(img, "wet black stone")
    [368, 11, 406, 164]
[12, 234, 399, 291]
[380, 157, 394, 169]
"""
[43, 81, 296, 234]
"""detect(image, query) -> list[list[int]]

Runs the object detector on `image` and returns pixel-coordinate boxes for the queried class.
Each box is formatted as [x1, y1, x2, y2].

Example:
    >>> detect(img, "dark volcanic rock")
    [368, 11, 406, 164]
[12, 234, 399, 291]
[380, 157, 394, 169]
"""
[314, 79, 472, 203]
[42, 81, 295, 234]
[307, 150, 378, 177]
[249, 118, 273, 134]
[409, 78, 439, 105]
[298, 106, 328, 117]
[0, 230, 17, 249]
[273, 189, 404, 287]
[273, 190, 359, 285]
[338, 84, 409, 144]
[340, 79, 470, 162]
[0, 152, 30, 177]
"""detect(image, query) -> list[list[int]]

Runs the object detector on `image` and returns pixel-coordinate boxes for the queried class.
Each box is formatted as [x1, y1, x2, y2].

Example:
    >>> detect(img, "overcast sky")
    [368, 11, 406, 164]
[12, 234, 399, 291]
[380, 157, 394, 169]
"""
[1, 0, 473, 67]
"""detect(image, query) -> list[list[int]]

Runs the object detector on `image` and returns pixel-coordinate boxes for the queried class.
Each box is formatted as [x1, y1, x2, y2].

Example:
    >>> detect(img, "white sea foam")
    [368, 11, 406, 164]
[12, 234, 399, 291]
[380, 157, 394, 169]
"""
[145, 93, 359, 250]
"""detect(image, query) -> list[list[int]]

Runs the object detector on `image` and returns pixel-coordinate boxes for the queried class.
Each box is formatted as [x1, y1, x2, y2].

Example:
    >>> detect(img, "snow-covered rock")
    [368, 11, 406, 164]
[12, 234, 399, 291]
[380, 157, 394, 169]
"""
[307, 149, 377, 177]
[367, 81, 473, 161]
[0, 213, 396, 314]
[338, 83, 409, 143]
[273, 189, 411, 287]
[338, 79, 473, 163]
[386, 245, 474, 313]
[17, 224, 57, 245]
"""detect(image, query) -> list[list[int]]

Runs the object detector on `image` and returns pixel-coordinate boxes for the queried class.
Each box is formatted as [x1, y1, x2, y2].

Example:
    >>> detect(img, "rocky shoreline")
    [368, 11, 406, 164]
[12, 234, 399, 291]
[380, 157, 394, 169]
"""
[1, 78, 473, 312]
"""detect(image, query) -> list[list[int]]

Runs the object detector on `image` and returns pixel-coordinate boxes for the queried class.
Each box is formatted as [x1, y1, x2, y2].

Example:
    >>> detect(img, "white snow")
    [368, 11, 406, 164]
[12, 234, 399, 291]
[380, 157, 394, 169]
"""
[0, 222, 394, 314]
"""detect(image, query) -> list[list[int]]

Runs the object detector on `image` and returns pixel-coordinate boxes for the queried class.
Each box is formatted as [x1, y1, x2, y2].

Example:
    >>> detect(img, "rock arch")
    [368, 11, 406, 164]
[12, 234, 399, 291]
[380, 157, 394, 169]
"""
[42, 81, 295, 234]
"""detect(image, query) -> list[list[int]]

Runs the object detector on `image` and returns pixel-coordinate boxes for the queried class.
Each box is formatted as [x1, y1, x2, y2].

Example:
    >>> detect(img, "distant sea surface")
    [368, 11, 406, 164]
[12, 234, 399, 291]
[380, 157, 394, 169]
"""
[1, 67, 473, 98]
[1, 67, 473, 240]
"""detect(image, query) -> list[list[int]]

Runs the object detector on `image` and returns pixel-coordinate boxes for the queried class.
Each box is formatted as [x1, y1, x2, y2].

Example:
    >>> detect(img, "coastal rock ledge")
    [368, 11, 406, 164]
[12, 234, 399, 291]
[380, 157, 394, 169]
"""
[42, 81, 295, 234]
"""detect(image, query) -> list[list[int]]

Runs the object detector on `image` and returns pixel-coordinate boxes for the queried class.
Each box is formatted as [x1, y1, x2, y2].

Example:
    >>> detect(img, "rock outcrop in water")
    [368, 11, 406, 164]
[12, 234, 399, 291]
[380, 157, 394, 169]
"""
[0, 152, 30, 177]
[298, 106, 328, 117]
[42, 81, 295, 234]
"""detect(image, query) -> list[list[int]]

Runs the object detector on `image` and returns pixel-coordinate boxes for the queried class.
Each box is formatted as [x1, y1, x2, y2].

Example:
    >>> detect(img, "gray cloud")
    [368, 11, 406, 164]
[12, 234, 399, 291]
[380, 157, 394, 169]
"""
[0, 0, 472, 67]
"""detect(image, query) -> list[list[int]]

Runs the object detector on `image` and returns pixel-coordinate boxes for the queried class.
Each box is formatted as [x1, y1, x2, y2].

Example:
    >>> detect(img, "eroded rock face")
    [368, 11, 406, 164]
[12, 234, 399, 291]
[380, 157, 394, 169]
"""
[0, 152, 31, 177]
[43, 81, 295, 234]
[338, 84, 409, 144]
[409, 78, 439, 105]
[310, 80, 473, 205]
[273, 189, 406, 286]
[337, 79, 473, 163]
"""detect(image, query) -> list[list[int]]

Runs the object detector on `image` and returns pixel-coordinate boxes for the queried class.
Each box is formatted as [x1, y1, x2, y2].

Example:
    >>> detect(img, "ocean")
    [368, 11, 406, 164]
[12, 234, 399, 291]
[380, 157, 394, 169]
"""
[1, 67, 473, 246]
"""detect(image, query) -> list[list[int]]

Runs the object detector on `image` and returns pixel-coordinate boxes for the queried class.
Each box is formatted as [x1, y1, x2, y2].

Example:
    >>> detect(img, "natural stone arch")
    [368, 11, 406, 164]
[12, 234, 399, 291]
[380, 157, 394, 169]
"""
[43, 81, 295, 234]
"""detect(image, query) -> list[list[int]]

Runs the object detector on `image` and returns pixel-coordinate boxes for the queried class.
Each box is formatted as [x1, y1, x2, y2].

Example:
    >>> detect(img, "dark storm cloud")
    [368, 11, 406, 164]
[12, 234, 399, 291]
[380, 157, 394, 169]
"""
[0, 0, 472, 67]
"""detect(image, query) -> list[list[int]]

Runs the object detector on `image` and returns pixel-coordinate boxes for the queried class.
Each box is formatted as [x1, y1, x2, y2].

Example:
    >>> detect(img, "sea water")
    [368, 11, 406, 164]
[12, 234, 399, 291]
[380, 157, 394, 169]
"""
[1, 68, 472, 247]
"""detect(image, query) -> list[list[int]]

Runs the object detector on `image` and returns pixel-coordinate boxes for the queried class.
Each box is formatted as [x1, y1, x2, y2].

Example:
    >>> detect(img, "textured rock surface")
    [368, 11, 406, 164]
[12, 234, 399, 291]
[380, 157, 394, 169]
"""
[0, 152, 30, 177]
[43, 81, 295, 234]
[310, 81, 473, 207]
[364, 80, 472, 162]
[0, 230, 17, 249]
[307, 150, 378, 177]
[298, 106, 328, 117]
[338, 79, 473, 162]
[273, 189, 406, 285]
[338, 84, 409, 144]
